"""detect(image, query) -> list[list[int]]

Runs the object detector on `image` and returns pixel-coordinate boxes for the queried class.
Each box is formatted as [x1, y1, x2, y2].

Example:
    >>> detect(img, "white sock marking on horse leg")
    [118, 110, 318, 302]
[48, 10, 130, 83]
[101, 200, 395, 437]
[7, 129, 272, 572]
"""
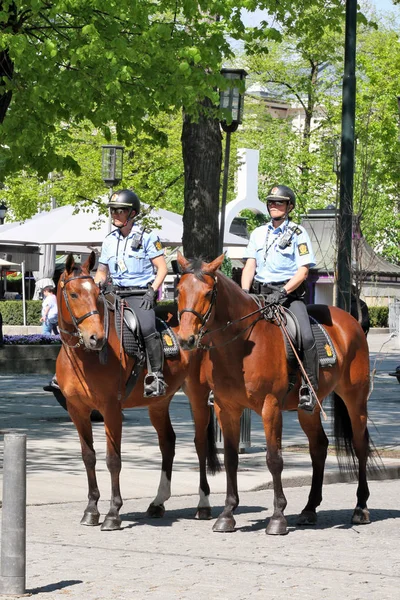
[152, 471, 171, 505]
[198, 487, 211, 508]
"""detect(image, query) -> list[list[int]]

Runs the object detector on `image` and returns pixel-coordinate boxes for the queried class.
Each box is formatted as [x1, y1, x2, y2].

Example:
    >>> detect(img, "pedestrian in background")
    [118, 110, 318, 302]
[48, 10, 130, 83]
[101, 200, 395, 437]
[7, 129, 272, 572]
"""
[40, 286, 59, 335]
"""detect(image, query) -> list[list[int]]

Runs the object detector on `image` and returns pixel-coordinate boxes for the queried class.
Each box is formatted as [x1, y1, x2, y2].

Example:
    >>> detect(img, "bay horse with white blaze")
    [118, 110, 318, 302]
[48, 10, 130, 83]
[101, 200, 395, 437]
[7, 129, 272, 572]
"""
[56, 252, 219, 531]
[176, 253, 375, 535]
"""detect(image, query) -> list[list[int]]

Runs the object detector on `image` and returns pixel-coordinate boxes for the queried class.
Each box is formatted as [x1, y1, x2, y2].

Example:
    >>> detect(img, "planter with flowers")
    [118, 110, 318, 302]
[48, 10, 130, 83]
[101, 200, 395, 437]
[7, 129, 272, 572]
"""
[0, 334, 61, 374]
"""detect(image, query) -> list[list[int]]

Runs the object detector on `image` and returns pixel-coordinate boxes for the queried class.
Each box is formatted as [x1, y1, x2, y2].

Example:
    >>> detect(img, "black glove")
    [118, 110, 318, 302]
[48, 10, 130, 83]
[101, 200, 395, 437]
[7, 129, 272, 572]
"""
[140, 286, 157, 310]
[265, 288, 287, 304]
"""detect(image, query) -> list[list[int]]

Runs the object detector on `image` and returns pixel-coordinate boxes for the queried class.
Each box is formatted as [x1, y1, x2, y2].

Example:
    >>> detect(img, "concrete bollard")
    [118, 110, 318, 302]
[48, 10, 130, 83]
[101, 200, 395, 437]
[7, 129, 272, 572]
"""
[0, 433, 27, 596]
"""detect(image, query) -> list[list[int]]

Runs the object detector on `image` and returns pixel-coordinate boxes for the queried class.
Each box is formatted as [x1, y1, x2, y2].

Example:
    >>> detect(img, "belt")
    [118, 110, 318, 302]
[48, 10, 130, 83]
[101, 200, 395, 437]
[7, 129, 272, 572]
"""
[259, 281, 288, 292]
[114, 286, 146, 291]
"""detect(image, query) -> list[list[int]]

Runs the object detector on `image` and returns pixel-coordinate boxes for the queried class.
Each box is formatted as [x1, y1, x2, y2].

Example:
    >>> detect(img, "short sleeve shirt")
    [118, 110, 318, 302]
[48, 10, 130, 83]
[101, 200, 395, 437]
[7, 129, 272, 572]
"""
[42, 294, 58, 320]
[243, 219, 316, 283]
[99, 225, 164, 287]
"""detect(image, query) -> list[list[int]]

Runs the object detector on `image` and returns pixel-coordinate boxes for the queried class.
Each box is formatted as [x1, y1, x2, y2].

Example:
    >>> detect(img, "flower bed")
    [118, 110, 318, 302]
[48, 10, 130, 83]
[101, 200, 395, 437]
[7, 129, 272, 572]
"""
[3, 334, 61, 345]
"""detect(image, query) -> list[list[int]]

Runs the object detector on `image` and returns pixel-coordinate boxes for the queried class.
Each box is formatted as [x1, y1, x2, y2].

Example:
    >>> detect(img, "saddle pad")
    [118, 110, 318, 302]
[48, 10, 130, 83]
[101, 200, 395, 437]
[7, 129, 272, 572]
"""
[115, 301, 142, 358]
[310, 317, 337, 367]
[114, 299, 179, 359]
[156, 318, 180, 358]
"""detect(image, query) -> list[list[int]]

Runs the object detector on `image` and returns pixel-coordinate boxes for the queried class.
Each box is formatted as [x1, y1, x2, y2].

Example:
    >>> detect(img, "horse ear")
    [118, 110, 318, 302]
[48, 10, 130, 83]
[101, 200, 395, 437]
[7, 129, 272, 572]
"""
[65, 253, 75, 275]
[82, 251, 96, 274]
[177, 250, 190, 271]
[207, 254, 225, 273]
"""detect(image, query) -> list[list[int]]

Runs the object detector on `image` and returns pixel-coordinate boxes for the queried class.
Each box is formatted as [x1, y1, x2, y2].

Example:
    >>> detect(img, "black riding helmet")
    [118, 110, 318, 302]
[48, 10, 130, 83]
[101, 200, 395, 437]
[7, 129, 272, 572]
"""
[266, 185, 296, 209]
[107, 189, 141, 216]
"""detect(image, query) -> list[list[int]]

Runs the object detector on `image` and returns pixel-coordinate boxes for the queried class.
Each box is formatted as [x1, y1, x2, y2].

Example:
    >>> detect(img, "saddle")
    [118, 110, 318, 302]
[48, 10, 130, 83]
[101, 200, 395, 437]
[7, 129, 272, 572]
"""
[105, 292, 180, 360]
[252, 295, 337, 368]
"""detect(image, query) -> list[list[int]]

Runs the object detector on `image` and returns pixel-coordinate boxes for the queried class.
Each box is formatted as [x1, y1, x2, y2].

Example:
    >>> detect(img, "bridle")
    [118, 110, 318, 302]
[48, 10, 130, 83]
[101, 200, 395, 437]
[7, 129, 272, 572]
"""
[177, 273, 217, 341]
[58, 273, 103, 349]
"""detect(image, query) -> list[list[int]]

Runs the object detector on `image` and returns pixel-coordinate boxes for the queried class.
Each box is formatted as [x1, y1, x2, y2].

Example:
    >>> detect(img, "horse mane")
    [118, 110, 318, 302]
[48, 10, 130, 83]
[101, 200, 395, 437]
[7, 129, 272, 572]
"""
[181, 257, 217, 282]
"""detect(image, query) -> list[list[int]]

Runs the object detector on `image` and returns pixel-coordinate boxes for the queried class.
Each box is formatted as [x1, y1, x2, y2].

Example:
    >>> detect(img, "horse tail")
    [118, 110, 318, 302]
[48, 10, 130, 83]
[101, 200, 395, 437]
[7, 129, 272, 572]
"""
[332, 392, 381, 475]
[207, 407, 222, 475]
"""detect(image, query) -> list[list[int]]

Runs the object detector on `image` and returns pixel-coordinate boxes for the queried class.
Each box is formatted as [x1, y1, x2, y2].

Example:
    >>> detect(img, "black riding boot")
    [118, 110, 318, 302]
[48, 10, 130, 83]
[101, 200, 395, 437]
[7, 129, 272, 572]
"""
[143, 332, 167, 397]
[298, 342, 319, 412]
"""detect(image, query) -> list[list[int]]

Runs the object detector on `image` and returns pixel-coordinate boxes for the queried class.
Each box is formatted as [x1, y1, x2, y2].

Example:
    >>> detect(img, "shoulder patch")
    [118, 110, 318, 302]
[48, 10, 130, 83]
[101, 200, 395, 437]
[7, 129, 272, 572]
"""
[155, 240, 163, 251]
[298, 243, 309, 256]
[295, 227, 302, 235]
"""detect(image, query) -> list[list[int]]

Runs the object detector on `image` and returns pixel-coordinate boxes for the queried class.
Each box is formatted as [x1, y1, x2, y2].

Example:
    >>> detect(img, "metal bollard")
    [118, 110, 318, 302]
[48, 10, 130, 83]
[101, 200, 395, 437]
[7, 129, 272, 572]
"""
[0, 433, 27, 597]
[211, 400, 251, 453]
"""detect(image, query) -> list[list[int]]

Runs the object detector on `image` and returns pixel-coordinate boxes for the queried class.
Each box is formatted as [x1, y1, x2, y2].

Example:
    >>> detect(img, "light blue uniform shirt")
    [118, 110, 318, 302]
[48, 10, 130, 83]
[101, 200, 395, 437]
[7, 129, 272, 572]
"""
[99, 225, 164, 287]
[243, 219, 316, 283]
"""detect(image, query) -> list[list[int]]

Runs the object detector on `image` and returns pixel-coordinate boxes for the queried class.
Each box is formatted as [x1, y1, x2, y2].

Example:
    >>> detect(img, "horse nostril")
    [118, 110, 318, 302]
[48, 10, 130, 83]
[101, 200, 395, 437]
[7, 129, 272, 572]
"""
[187, 335, 196, 348]
[89, 334, 98, 347]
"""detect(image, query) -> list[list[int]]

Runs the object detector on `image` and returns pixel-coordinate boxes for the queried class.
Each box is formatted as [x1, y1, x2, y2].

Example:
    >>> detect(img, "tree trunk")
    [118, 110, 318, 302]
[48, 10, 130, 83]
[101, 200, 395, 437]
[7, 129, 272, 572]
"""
[181, 98, 222, 261]
[0, 49, 14, 124]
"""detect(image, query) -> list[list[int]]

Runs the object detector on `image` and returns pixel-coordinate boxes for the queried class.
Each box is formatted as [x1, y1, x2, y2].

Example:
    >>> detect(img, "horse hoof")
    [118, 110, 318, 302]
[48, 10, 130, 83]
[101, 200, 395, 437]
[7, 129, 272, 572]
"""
[195, 507, 213, 520]
[351, 507, 370, 525]
[80, 512, 100, 526]
[212, 516, 236, 532]
[146, 503, 166, 518]
[266, 517, 288, 535]
[101, 516, 121, 531]
[297, 510, 317, 526]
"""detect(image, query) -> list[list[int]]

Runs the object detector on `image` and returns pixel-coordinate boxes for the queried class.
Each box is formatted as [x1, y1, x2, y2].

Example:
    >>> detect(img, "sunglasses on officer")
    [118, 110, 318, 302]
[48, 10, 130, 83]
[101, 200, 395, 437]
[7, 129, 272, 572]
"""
[267, 200, 289, 207]
[110, 207, 129, 214]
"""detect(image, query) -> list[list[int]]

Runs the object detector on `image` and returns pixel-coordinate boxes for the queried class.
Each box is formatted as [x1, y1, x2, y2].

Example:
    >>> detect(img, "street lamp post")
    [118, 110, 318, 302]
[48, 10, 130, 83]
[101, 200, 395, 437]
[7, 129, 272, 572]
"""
[336, 0, 357, 312]
[0, 202, 7, 225]
[218, 68, 247, 255]
[101, 145, 124, 232]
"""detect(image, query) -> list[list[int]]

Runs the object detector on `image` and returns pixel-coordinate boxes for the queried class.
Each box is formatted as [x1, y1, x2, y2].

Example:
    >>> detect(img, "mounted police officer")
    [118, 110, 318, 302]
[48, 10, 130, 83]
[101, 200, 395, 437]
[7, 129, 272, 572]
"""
[94, 189, 168, 398]
[241, 184, 319, 412]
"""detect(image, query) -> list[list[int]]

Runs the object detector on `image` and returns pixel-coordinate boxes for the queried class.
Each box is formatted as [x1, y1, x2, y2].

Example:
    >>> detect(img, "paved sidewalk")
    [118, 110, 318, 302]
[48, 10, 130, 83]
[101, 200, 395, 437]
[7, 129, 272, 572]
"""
[1, 330, 400, 600]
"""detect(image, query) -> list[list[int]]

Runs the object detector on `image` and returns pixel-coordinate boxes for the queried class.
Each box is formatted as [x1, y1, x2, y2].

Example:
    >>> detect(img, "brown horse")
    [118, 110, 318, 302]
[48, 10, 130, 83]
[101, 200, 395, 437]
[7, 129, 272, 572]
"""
[176, 253, 375, 535]
[56, 252, 218, 531]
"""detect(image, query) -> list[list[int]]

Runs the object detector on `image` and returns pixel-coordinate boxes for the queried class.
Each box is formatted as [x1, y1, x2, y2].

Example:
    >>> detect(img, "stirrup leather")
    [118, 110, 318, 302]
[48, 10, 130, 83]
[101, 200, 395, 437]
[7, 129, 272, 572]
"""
[143, 372, 166, 397]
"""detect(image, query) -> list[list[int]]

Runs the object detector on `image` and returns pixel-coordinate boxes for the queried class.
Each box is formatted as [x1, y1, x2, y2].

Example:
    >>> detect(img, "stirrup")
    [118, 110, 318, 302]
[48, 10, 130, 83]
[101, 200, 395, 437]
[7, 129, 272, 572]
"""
[43, 376, 60, 392]
[298, 385, 316, 412]
[143, 372, 166, 398]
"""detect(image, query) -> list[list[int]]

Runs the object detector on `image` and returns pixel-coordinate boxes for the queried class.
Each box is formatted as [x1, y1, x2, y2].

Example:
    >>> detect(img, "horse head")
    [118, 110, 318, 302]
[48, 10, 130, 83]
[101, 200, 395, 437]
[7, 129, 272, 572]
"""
[58, 251, 106, 351]
[176, 252, 224, 350]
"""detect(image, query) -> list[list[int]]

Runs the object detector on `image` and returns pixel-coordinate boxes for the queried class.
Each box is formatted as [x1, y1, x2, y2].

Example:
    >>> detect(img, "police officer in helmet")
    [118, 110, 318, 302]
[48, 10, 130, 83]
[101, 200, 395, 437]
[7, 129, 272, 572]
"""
[241, 185, 319, 411]
[95, 189, 168, 398]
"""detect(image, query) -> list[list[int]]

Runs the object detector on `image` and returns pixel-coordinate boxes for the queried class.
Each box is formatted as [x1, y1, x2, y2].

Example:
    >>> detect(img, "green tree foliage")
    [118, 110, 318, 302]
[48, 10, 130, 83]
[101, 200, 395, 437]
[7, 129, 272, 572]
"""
[235, 8, 400, 263]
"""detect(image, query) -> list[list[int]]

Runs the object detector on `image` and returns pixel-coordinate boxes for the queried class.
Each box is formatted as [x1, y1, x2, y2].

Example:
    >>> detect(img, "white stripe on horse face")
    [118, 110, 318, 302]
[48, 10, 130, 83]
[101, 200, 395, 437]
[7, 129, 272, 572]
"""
[198, 488, 211, 508]
[82, 281, 93, 292]
[152, 471, 171, 506]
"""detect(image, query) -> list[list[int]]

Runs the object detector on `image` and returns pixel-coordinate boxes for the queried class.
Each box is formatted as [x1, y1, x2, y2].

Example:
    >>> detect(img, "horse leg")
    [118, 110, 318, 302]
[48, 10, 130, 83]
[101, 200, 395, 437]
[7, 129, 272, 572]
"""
[262, 399, 288, 535]
[146, 397, 176, 518]
[212, 404, 241, 533]
[296, 408, 329, 526]
[101, 406, 124, 531]
[183, 380, 216, 520]
[339, 391, 371, 525]
[67, 403, 101, 526]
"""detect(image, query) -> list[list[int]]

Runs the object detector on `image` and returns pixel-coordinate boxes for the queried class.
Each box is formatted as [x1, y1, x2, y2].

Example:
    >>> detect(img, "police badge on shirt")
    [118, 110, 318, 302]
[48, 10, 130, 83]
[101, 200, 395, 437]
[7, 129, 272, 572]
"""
[155, 238, 163, 251]
[298, 243, 309, 256]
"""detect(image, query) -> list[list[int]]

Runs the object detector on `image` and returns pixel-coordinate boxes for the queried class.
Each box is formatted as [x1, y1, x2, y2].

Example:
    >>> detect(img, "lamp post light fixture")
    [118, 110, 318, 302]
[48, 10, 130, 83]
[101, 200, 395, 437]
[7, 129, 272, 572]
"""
[101, 145, 124, 233]
[101, 145, 124, 188]
[0, 202, 8, 225]
[218, 68, 247, 254]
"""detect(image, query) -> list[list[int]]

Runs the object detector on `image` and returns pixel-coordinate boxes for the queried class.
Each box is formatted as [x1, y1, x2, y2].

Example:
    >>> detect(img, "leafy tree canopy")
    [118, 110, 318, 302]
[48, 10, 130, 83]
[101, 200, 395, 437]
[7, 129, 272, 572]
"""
[0, 0, 348, 180]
